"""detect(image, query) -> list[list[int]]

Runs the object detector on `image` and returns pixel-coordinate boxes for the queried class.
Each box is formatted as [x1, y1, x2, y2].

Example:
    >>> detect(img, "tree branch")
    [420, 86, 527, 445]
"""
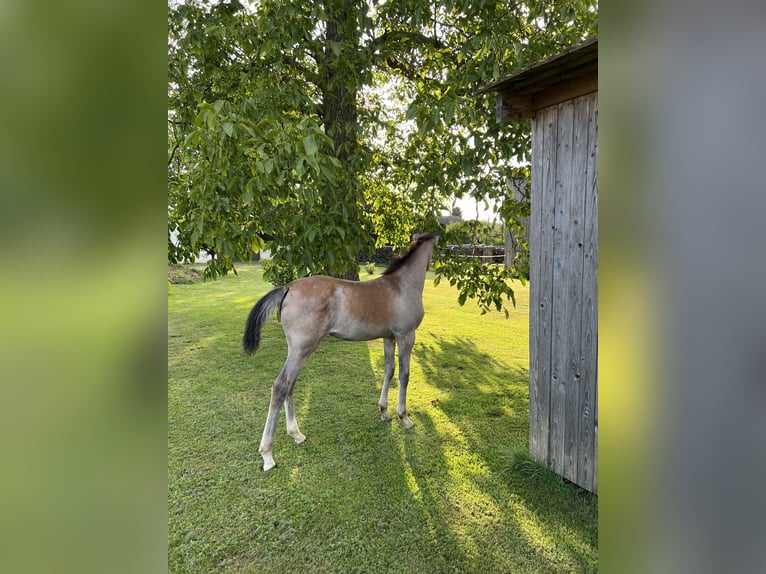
[168, 142, 181, 167]
[371, 30, 446, 50]
[370, 29, 461, 72]
[384, 56, 443, 84]
[424, 16, 472, 41]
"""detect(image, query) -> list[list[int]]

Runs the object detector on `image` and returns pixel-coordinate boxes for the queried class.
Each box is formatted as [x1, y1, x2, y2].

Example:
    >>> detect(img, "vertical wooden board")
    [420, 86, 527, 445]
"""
[531, 105, 557, 467]
[549, 99, 575, 477]
[561, 95, 590, 485]
[578, 93, 599, 492]
[593, 380, 599, 494]
[528, 116, 544, 463]
[539, 105, 559, 468]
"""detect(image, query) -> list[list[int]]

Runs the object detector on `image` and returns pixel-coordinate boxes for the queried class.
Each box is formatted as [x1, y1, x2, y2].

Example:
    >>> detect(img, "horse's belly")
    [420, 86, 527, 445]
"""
[329, 321, 390, 341]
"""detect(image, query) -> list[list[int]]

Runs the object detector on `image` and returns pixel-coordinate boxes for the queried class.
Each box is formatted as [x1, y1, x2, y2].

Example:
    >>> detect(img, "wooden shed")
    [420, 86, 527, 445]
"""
[478, 38, 598, 493]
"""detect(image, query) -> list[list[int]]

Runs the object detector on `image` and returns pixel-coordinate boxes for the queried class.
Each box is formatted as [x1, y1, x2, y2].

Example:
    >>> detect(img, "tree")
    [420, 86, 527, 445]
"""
[168, 0, 597, 308]
[169, 0, 373, 280]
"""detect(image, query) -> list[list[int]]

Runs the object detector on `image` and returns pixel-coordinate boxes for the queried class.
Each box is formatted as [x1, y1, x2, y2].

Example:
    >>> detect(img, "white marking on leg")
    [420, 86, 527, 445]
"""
[259, 370, 290, 471]
[258, 341, 315, 471]
[285, 394, 306, 444]
[396, 332, 415, 430]
[379, 337, 395, 422]
[259, 406, 280, 471]
[260, 448, 276, 472]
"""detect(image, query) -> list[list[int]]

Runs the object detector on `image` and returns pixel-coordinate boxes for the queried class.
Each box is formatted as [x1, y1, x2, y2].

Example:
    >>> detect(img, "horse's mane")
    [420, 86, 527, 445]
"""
[382, 233, 438, 276]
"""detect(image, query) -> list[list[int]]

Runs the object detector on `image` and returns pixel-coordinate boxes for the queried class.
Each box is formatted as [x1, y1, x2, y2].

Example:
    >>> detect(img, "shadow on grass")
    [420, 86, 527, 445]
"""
[264, 334, 480, 573]
[408, 334, 598, 572]
[169, 279, 596, 573]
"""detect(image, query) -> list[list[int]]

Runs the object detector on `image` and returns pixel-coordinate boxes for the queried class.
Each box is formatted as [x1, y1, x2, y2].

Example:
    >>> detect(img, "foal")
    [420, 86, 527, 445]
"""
[243, 233, 439, 471]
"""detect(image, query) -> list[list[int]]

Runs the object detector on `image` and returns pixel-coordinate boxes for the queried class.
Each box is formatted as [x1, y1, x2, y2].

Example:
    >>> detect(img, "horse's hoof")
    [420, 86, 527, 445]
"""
[380, 412, 391, 423]
[262, 453, 276, 471]
[399, 415, 414, 430]
[291, 432, 306, 444]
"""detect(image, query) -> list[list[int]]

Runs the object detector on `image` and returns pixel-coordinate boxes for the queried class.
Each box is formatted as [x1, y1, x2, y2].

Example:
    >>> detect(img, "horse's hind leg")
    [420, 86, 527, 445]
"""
[378, 336, 396, 422]
[284, 387, 306, 444]
[395, 331, 416, 430]
[259, 350, 309, 471]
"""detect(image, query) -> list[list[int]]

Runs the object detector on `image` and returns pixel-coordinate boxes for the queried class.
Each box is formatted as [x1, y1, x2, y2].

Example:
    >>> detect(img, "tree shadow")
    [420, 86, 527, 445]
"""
[276, 332, 598, 572]
[171, 301, 596, 573]
[406, 333, 598, 572]
[234, 333, 482, 573]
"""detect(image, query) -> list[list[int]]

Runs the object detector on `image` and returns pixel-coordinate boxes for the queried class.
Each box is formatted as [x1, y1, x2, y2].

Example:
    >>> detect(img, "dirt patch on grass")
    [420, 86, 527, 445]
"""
[168, 265, 202, 284]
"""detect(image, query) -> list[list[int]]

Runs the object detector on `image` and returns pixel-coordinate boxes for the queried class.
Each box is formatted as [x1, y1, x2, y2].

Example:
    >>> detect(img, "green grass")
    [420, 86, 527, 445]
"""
[168, 264, 597, 573]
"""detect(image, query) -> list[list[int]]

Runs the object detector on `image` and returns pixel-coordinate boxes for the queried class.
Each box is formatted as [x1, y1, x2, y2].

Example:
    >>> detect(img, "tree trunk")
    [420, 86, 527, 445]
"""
[322, 1, 361, 281]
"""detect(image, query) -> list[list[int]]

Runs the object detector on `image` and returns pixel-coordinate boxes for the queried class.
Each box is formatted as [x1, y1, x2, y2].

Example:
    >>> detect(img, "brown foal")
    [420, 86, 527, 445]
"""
[243, 233, 439, 471]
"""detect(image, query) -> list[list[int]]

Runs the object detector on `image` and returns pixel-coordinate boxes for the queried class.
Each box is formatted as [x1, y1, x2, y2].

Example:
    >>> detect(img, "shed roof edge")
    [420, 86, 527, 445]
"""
[474, 36, 598, 96]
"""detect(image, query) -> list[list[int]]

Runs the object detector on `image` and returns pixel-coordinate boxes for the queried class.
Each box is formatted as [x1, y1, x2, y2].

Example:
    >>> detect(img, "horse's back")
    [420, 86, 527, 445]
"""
[280, 275, 401, 341]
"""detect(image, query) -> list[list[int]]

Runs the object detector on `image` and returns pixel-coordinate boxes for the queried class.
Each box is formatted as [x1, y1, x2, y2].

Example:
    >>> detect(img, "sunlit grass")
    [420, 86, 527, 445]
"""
[168, 264, 597, 573]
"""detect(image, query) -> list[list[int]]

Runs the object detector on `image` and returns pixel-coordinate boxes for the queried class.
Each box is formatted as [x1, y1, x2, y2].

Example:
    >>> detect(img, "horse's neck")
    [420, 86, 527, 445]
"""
[397, 247, 431, 295]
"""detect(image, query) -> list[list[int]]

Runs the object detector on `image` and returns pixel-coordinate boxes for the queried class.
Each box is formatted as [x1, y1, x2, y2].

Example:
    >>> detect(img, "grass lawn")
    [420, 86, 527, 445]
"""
[168, 264, 597, 573]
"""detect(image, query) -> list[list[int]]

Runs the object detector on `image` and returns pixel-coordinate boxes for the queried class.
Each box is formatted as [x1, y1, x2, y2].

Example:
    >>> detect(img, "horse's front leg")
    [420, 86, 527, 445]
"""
[378, 336, 396, 422]
[395, 331, 416, 430]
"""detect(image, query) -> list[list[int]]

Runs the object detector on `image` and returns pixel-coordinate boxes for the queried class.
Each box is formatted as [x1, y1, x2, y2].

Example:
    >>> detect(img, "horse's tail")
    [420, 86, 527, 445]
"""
[242, 286, 289, 356]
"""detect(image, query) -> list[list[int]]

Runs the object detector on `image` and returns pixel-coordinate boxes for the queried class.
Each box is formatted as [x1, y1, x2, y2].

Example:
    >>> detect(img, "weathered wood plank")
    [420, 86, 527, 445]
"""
[561, 94, 590, 485]
[528, 94, 598, 493]
[590, 397, 598, 493]
[549, 99, 575, 477]
[577, 93, 598, 492]
[593, 391, 598, 494]
[529, 72, 597, 119]
[529, 105, 558, 467]
[528, 113, 544, 463]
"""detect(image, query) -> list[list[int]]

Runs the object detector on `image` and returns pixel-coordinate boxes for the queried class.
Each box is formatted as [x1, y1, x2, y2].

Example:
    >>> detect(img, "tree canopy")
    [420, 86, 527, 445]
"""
[168, 0, 597, 310]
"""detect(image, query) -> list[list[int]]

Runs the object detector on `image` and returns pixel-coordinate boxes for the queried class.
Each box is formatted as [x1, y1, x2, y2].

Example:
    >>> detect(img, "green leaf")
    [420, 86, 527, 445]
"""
[303, 135, 317, 156]
[168, 0, 591, 301]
